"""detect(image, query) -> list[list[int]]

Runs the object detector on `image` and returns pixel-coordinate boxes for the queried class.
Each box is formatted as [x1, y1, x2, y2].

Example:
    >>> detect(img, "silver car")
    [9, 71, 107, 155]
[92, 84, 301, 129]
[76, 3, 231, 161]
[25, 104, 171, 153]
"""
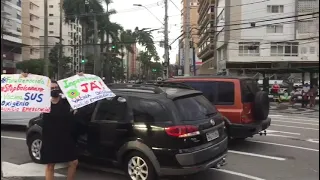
[1, 112, 40, 127]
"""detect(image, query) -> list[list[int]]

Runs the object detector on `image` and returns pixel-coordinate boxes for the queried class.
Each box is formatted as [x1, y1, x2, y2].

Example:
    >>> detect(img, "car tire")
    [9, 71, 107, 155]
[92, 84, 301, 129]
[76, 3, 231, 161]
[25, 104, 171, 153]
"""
[124, 151, 157, 180]
[27, 134, 43, 164]
[253, 91, 270, 121]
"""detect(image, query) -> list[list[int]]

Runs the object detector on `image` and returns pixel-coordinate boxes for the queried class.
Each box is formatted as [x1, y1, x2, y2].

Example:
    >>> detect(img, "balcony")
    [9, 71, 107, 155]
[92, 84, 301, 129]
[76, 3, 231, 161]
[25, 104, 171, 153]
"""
[30, 20, 40, 28]
[3, 34, 22, 44]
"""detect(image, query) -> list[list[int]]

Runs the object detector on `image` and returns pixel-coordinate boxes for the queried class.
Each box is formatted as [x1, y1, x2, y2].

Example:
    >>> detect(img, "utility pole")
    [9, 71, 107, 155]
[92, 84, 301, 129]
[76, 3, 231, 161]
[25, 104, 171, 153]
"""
[184, 0, 191, 76]
[93, 15, 99, 76]
[43, 0, 49, 76]
[58, 0, 63, 79]
[164, 0, 169, 79]
[104, 3, 110, 82]
[1, 16, 5, 74]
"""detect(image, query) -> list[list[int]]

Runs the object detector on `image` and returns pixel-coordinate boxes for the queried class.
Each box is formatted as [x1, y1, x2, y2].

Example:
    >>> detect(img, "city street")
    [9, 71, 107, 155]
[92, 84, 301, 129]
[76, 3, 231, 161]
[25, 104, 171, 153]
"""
[1, 111, 319, 180]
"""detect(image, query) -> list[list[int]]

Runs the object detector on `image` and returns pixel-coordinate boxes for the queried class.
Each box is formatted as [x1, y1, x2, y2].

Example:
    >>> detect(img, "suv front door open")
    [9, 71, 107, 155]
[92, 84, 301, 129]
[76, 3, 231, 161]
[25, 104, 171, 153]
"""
[87, 96, 129, 160]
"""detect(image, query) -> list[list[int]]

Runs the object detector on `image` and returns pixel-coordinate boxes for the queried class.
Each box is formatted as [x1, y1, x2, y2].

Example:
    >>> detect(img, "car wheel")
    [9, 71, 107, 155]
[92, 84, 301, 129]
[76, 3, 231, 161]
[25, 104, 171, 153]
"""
[124, 151, 157, 180]
[28, 134, 42, 163]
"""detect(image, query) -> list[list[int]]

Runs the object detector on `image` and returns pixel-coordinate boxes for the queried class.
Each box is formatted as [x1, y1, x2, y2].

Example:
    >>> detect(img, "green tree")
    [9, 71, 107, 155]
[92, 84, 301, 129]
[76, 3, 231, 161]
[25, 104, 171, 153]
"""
[49, 45, 72, 78]
[16, 59, 54, 76]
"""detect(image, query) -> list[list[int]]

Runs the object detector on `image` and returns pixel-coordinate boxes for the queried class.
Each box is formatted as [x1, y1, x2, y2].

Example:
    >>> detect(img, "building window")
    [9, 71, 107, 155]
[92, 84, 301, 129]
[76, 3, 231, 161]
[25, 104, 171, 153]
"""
[30, 49, 34, 55]
[266, 25, 283, 33]
[30, 26, 34, 32]
[49, 22, 54, 25]
[17, 0, 21, 7]
[17, 13, 21, 20]
[301, 47, 307, 54]
[271, 42, 299, 56]
[298, 20, 314, 33]
[267, 5, 284, 13]
[238, 42, 260, 56]
[49, 5, 53, 8]
[49, 14, 54, 16]
[49, 31, 54, 34]
[310, 47, 316, 54]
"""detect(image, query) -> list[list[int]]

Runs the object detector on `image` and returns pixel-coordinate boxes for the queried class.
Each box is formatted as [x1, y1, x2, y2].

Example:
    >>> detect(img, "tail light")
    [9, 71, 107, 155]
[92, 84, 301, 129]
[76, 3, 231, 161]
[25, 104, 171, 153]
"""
[165, 125, 200, 138]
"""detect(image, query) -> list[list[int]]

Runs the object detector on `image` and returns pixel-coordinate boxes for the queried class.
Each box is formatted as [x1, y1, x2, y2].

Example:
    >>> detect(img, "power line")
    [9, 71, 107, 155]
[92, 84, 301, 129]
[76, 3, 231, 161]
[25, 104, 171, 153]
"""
[169, 0, 180, 11]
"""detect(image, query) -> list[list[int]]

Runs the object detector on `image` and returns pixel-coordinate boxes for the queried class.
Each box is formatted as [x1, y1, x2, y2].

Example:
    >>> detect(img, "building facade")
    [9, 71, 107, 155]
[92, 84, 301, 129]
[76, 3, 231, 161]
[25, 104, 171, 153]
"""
[197, 0, 215, 74]
[215, 0, 319, 76]
[179, 0, 202, 74]
[37, 0, 82, 73]
[21, 0, 41, 60]
[1, 0, 23, 73]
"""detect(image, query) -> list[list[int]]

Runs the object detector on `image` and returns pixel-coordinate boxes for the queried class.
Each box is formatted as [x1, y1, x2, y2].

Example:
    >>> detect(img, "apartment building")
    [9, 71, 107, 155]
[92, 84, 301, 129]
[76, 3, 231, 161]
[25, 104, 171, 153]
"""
[215, 0, 319, 76]
[21, 0, 41, 60]
[1, 0, 23, 73]
[37, 0, 82, 73]
[197, 0, 215, 74]
[179, 0, 202, 74]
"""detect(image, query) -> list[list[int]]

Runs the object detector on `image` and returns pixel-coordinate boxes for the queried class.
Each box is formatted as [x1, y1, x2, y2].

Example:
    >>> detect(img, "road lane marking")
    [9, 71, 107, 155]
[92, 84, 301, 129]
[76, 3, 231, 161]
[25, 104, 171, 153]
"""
[272, 120, 319, 126]
[270, 116, 319, 123]
[266, 134, 298, 139]
[272, 124, 319, 131]
[228, 150, 286, 161]
[266, 130, 301, 135]
[269, 115, 283, 117]
[1, 135, 26, 141]
[307, 139, 319, 144]
[211, 168, 265, 180]
[247, 140, 319, 152]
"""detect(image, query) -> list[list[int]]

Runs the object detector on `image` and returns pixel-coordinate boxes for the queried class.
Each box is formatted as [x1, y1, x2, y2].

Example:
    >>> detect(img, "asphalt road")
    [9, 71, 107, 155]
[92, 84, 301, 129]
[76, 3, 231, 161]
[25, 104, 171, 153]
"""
[1, 111, 319, 180]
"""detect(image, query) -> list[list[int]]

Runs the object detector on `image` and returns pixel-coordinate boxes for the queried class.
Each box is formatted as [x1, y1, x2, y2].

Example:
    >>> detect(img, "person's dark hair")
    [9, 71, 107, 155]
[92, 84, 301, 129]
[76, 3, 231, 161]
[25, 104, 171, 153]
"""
[51, 80, 58, 84]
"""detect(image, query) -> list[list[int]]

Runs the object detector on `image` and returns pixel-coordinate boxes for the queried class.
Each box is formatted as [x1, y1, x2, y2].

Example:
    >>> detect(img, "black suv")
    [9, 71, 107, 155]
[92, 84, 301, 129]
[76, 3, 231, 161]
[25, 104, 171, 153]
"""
[26, 83, 228, 180]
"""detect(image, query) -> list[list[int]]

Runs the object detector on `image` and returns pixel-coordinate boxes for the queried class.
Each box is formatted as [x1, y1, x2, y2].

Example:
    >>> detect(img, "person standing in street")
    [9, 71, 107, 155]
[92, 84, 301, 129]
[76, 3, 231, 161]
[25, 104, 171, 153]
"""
[41, 80, 78, 180]
[302, 83, 310, 108]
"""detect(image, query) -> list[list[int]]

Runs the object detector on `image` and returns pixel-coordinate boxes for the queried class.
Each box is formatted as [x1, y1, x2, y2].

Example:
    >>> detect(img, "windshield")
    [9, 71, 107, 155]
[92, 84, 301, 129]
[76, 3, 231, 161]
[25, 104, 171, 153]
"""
[174, 95, 217, 121]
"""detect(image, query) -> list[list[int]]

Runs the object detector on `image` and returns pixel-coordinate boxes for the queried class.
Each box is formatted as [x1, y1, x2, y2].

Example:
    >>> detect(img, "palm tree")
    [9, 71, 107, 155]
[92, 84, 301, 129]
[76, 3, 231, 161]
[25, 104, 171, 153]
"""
[62, 0, 104, 59]
[120, 30, 135, 81]
[137, 51, 153, 80]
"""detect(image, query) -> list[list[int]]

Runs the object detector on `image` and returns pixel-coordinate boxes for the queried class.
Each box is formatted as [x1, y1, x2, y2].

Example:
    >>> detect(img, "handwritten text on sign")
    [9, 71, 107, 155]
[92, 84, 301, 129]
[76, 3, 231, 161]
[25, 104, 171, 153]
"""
[58, 74, 115, 109]
[1, 74, 51, 112]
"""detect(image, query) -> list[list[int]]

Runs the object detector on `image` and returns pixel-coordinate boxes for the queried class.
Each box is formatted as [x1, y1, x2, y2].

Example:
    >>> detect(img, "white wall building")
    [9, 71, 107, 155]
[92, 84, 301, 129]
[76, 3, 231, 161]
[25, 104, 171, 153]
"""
[1, 0, 23, 73]
[37, 0, 82, 73]
[215, 0, 319, 76]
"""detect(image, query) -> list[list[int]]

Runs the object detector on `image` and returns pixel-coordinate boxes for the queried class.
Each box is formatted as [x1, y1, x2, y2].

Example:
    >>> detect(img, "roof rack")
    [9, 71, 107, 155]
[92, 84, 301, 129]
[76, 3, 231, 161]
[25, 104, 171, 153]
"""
[144, 81, 194, 90]
[107, 83, 164, 94]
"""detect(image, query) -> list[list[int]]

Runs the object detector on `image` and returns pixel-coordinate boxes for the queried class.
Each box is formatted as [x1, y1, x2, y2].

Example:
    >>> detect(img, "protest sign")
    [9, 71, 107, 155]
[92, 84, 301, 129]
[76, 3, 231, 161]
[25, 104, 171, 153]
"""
[1, 74, 51, 113]
[58, 74, 115, 109]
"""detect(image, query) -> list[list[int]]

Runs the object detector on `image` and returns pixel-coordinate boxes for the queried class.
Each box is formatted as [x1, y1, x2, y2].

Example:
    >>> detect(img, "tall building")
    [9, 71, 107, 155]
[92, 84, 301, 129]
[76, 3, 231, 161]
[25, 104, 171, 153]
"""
[1, 0, 23, 73]
[37, 0, 82, 73]
[215, 0, 319, 76]
[197, 0, 215, 74]
[179, 0, 202, 74]
[21, 0, 41, 60]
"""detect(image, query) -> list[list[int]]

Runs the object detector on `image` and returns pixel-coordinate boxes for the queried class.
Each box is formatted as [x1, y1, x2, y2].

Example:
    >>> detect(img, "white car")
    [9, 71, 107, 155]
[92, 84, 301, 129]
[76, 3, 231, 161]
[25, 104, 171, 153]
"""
[1, 112, 40, 127]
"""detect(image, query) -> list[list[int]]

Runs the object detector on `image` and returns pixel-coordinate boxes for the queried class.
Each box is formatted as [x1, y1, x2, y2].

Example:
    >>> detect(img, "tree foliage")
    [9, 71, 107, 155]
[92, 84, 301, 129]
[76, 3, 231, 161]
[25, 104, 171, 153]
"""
[62, 0, 161, 81]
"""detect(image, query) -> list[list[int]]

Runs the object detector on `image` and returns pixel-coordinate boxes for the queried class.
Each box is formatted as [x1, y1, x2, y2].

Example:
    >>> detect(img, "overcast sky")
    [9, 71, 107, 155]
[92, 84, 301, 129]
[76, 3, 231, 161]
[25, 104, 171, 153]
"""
[109, 0, 181, 64]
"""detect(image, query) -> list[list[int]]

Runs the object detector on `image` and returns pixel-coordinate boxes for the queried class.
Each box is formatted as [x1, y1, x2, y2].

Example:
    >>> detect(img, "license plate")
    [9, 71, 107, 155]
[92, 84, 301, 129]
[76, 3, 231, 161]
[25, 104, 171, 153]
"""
[206, 130, 219, 142]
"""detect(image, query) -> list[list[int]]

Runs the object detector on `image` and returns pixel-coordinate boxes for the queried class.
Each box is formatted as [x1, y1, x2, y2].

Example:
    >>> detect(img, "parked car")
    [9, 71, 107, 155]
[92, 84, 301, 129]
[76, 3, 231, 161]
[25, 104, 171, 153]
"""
[166, 76, 271, 139]
[26, 83, 228, 180]
[1, 112, 40, 127]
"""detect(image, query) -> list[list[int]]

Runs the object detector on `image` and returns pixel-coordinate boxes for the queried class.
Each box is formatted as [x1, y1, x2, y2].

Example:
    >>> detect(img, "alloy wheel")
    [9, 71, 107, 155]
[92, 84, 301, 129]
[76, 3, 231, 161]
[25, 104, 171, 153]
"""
[31, 139, 42, 160]
[128, 156, 149, 180]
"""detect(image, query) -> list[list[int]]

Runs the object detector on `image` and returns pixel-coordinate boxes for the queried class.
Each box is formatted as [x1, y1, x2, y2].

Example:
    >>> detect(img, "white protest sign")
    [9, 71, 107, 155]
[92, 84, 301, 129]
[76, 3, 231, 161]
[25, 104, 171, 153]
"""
[1, 74, 51, 113]
[58, 74, 115, 109]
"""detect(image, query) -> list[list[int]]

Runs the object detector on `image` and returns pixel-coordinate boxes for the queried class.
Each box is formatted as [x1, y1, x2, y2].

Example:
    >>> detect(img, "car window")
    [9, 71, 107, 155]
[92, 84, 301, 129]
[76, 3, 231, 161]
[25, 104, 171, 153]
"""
[241, 79, 259, 102]
[130, 98, 168, 123]
[216, 82, 234, 105]
[95, 97, 127, 121]
[174, 95, 217, 121]
[182, 82, 216, 103]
